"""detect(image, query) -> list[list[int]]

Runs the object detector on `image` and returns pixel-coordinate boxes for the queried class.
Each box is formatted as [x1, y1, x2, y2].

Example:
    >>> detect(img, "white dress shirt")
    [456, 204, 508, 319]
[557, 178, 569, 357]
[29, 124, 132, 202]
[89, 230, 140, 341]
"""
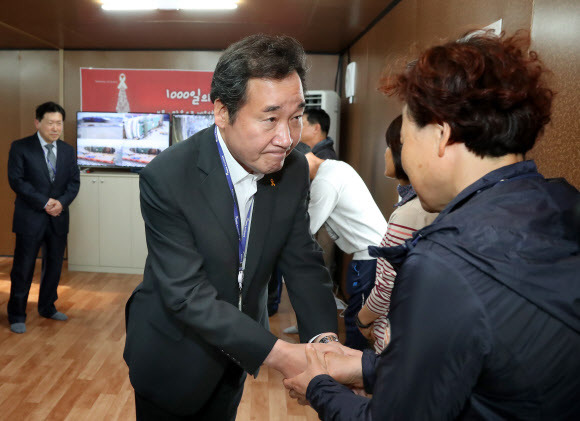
[38, 131, 57, 163]
[216, 129, 334, 342]
[216, 128, 263, 269]
[308, 160, 387, 260]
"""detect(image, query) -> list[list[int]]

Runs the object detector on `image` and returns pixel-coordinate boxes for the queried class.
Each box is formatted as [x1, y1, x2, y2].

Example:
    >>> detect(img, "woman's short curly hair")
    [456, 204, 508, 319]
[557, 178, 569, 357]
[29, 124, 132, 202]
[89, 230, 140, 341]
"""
[380, 31, 554, 157]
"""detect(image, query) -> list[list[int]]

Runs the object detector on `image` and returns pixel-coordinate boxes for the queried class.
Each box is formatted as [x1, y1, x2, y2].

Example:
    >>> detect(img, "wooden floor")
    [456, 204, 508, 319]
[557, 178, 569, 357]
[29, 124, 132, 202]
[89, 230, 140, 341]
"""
[0, 257, 336, 420]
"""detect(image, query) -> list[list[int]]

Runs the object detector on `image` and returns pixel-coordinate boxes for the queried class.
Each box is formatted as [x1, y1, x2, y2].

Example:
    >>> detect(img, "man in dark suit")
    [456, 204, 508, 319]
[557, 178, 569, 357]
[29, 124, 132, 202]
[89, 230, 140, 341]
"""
[123, 34, 339, 420]
[7, 101, 80, 334]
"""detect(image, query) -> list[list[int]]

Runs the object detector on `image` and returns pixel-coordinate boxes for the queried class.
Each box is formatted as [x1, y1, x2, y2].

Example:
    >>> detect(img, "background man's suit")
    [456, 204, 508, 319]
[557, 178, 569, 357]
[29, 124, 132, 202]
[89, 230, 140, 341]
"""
[123, 125, 338, 416]
[7, 133, 80, 322]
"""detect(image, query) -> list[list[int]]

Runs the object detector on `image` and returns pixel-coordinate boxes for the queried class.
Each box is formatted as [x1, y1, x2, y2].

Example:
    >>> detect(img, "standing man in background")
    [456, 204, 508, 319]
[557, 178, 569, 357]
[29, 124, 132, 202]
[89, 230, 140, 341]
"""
[300, 108, 338, 160]
[7, 101, 80, 334]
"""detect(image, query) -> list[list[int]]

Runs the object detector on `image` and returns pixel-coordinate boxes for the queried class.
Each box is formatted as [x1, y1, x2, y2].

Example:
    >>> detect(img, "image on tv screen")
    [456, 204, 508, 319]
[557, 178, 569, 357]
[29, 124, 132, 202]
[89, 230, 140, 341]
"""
[171, 113, 214, 144]
[77, 112, 170, 168]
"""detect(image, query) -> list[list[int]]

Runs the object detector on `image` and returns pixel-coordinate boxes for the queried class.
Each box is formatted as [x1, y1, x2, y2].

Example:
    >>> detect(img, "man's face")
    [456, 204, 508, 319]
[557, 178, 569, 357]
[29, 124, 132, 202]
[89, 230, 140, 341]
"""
[216, 72, 305, 174]
[35, 112, 63, 143]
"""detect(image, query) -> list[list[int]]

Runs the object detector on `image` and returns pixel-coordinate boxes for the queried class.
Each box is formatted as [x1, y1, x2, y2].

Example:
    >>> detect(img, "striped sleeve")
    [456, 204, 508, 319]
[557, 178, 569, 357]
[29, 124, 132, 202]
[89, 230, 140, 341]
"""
[365, 221, 416, 316]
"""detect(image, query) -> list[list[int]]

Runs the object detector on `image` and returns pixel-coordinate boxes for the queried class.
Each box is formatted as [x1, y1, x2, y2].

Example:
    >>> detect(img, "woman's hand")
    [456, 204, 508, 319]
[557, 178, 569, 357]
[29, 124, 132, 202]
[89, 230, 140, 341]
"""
[283, 344, 329, 399]
[283, 343, 365, 406]
[324, 350, 364, 389]
[358, 324, 375, 340]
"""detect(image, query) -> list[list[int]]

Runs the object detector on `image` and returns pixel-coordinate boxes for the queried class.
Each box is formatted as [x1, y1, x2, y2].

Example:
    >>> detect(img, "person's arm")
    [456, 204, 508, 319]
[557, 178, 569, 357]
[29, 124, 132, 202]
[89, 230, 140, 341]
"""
[357, 210, 417, 330]
[7, 141, 49, 210]
[296, 251, 490, 420]
[365, 252, 489, 419]
[139, 170, 279, 375]
[263, 339, 341, 379]
[356, 231, 391, 336]
[284, 346, 373, 419]
[278, 161, 338, 344]
[56, 145, 81, 208]
[308, 178, 339, 234]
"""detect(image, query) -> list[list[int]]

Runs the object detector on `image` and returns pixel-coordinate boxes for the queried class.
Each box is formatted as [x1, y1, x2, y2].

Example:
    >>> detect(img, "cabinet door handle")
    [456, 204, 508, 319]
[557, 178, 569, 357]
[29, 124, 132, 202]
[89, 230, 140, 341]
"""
[92, 179, 96, 183]
[100, 180, 104, 183]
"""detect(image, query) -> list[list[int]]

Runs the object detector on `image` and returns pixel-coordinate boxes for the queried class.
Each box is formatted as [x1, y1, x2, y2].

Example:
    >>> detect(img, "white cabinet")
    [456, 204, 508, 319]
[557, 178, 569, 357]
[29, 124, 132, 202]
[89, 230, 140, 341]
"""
[68, 173, 147, 274]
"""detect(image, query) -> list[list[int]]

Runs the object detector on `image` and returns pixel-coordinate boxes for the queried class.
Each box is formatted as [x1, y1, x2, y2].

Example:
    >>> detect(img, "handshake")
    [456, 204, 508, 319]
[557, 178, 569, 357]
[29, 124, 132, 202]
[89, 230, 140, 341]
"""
[264, 337, 368, 407]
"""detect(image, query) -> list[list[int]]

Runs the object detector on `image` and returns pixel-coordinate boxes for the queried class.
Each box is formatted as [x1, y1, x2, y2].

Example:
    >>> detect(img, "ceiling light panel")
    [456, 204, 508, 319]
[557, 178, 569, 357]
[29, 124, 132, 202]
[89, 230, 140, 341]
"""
[101, 0, 238, 11]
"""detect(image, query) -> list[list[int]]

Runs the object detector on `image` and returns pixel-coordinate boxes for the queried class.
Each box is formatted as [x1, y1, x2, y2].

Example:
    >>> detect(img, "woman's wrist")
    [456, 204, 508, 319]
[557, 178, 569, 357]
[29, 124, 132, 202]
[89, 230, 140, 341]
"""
[355, 313, 373, 329]
[357, 305, 379, 327]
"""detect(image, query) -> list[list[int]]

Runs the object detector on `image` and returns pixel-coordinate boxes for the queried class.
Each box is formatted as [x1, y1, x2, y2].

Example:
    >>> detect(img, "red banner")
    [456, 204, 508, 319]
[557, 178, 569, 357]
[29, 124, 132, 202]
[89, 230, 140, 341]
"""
[80, 68, 214, 114]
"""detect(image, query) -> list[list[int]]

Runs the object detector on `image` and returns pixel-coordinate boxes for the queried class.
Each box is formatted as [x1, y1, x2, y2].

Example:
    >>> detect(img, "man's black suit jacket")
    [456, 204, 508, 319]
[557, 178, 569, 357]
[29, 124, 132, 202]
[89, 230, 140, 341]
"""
[8, 133, 80, 236]
[123, 125, 338, 414]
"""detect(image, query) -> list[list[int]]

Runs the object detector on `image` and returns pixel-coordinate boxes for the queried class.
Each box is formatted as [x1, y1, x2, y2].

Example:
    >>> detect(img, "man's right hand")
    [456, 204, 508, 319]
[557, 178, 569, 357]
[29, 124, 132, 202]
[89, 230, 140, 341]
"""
[264, 340, 313, 378]
[283, 342, 366, 406]
[264, 338, 346, 379]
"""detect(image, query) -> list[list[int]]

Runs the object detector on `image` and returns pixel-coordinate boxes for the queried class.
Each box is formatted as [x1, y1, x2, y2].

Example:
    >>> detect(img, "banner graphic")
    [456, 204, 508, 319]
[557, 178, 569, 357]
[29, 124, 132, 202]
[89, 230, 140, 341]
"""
[80, 68, 214, 114]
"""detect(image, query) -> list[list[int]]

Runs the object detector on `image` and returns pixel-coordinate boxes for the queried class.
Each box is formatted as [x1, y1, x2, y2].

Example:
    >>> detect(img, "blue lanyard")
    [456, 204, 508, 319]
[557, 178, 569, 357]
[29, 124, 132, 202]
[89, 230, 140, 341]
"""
[215, 126, 254, 310]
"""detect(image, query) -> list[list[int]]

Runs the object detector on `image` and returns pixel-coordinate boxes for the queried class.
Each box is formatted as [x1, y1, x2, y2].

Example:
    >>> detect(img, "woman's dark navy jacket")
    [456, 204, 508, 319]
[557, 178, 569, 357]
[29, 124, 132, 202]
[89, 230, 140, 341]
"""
[306, 161, 580, 420]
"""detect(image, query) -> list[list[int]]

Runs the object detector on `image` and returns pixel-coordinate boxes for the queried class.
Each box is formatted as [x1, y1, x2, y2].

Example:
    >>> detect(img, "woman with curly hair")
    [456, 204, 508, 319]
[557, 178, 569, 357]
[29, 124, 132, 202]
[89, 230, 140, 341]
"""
[284, 31, 580, 420]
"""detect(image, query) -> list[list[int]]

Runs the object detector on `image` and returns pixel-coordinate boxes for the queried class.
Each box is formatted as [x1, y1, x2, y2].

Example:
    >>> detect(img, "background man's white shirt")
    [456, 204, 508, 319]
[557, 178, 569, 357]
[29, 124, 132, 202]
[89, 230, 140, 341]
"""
[308, 160, 387, 259]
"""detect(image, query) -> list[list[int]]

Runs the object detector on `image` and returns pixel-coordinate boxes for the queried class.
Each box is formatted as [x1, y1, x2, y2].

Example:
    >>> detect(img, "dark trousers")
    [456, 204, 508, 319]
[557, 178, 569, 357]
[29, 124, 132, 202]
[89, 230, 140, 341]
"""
[135, 363, 247, 421]
[344, 259, 377, 351]
[8, 223, 67, 324]
[267, 266, 283, 316]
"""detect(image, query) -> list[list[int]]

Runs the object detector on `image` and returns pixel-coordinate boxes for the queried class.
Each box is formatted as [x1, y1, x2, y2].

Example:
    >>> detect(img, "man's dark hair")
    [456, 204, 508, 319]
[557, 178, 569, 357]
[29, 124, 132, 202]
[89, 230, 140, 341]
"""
[385, 115, 408, 181]
[36, 102, 66, 122]
[304, 108, 330, 136]
[210, 34, 307, 123]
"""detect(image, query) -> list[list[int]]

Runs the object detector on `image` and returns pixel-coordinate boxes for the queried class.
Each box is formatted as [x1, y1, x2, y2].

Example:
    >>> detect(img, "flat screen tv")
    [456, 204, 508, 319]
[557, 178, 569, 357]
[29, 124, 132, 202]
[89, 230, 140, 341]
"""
[171, 113, 214, 144]
[77, 111, 171, 168]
